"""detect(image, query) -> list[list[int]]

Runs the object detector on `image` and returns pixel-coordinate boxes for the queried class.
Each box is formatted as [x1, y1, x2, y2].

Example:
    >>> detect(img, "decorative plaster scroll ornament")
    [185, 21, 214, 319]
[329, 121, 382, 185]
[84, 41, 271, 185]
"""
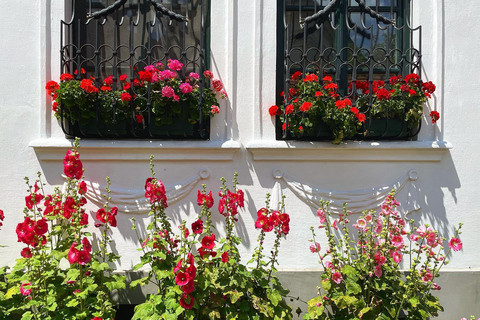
[69, 168, 210, 214]
[271, 168, 420, 215]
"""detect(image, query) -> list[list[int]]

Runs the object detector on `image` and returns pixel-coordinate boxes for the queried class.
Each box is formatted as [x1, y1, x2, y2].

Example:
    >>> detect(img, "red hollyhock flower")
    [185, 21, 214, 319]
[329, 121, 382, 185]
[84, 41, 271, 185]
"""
[79, 213, 89, 226]
[186, 264, 196, 279]
[21, 247, 32, 258]
[197, 190, 214, 208]
[82, 237, 92, 253]
[96, 208, 108, 224]
[191, 219, 204, 234]
[221, 251, 229, 263]
[0, 209, 4, 222]
[173, 259, 183, 273]
[76, 250, 91, 265]
[182, 280, 195, 294]
[34, 219, 48, 235]
[63, 150, 83, 180]
[201, 234, 216, 250]
[430, 111, 440, 124]
[68, 243, 79, 265]
[175, 271, 191, 286]
[78, 181, 87, 195]
[179, 293, 195, 309]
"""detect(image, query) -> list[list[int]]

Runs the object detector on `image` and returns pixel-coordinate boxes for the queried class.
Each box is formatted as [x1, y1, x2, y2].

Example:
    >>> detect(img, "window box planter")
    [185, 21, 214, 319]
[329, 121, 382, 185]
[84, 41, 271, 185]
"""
[362, 118, 419, 140]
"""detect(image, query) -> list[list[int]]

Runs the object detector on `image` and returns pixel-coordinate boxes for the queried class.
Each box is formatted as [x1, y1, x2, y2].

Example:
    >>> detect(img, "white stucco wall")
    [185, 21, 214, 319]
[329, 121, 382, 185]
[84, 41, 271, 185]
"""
[1, 0, 479, 318]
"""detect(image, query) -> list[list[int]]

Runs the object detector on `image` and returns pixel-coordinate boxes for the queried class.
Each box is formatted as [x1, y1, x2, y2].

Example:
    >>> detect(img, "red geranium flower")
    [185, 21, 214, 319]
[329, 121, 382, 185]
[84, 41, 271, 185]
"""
[300, 102, 312, 112]
[430, 111, 440, 124]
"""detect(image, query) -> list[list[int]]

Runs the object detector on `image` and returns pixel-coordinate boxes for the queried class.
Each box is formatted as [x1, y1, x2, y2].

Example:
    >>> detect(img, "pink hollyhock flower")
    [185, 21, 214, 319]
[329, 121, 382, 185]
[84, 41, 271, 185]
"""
[210, 105, 220, 115]
[324, 261, 333, 269]
[20, 282, 32, 296]
[374, 252, 386, 265]
[331, 219, 339, 230]
[364, 214, 372, 222]
[175, 271, 191, 286]
[421, 269, 433, 282]
[432, 283, 441, 290]
[201, 234, 216, 250]
[331, 272, 343, 284]
[167, 59, 183, 71]
[221, 251, 229, 263]
[391, 251, 402, 263]
[449, 237, 463, 251]
[180, 82, 193, 94]
[354, 218, 367, 231]
[191, 219, 204, 234]
[409, 233, 419, 242]
[374, 265, 382, 278]
[416, 225, 432, 237]
[309, 242, 321, 253]
[391, 234, 404, 248]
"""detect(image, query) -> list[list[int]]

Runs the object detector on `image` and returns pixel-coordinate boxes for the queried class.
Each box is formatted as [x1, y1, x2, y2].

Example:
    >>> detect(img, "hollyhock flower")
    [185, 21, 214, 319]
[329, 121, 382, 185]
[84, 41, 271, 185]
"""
[180, 82, 193, 94]
[20, 282, 32, 296]
[391, 251, 402, 263]
[354, 218, 367, 231]
[201, 234, 216, 250]
[182, 280, 195, 294]
[331, 272, 343, 284]
[255, 215, 268, 229]
[421, 269, 433, 282]
[25, 193, 44, 210]
[82, 237, 92, 253]
[186, 264, 196, 279]
[174, 259, 183, 273]
[449, 237, 463, 251]
[212, 79, 224, 92]
[96, 208, 108, 224]
[324, 261, 333, 269]
[167, 59, 183, 71]
[430, 111, 440, 124]
[374, 252, 386, 265]
[310, 242, 321, 253]
[221, 251, 229, 263]
[63, 150, 83, 180]
[175, 271, 191, 286]
[76, 249, 91, 265]
[391, 235, 404, 248]
[191, 219, 204, 234]
[179, 293, 194, 309]
[145, 178, 167, 206]
[21, 247, 32, 258]
[34, 219, 48, 235]
[68, 243, 79, 264]
[188, 72, 199, 80]
[197, 190, 214, 208]
[432, 283, 441, 290]
[79, 213, 89, 226]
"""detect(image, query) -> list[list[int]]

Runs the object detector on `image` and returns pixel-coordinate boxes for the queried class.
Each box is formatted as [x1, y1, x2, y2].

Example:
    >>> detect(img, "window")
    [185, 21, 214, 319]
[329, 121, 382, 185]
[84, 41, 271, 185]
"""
[59, 0, 213, 140]
[276, 0, 425, 142]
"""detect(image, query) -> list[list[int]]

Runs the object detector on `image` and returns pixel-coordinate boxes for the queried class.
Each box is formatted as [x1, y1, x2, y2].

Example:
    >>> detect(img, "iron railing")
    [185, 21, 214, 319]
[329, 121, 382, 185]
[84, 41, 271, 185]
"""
[277, 0, 423, 141]
[60, 0, 210, 139]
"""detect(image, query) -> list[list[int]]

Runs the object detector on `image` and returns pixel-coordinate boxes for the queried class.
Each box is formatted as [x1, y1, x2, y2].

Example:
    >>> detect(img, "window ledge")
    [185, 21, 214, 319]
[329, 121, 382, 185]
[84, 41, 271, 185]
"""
[30, 138, 241, 162]
[246, 140, 452, 162]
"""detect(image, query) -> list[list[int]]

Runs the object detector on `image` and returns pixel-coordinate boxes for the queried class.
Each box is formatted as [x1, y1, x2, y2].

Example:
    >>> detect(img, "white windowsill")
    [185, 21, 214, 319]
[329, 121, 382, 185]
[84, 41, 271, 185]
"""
[246, 140, 452, 162]
[30, 138, 241, 161]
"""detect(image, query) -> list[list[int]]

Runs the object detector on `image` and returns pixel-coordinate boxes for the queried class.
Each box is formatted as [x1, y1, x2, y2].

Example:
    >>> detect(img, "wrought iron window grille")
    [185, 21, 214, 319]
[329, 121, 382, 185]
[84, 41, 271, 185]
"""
[59, 0, 212, 140]
[276, 0, 424, 142]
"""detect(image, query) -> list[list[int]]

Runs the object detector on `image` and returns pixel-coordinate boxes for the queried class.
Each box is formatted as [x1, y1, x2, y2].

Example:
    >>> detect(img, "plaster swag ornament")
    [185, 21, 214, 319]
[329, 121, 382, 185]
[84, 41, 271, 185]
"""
[64, 168, 211, 214]
[271, 168, 420, 215]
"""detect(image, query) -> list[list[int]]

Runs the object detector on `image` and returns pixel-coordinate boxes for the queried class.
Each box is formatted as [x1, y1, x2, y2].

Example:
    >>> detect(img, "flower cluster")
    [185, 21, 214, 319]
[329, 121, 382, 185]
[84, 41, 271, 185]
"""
[131, 169, 293, 319]
[304, 192, 462, 319]
[144, 177, 168, 207]
[271, 72, 437, 143]
[255, 208, 290, 235]
[46, 61, 225, 137]
[271, 73, 367, 144]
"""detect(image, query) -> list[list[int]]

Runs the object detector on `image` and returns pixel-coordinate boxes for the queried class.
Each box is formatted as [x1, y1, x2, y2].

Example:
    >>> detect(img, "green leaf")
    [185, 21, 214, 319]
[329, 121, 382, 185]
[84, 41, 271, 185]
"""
[267, 289, 282, 307]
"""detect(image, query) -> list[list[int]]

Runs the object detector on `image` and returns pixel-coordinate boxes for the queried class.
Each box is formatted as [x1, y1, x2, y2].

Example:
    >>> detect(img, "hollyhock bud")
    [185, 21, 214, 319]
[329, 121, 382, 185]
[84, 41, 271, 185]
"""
[20, 282, 32, 296]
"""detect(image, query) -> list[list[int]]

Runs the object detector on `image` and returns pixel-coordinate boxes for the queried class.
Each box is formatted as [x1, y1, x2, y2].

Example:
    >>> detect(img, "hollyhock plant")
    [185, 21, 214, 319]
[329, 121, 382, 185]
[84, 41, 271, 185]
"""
[304, 191, 462, 320]
[131, 163, 293, 319]
[3, 139, 125, 320]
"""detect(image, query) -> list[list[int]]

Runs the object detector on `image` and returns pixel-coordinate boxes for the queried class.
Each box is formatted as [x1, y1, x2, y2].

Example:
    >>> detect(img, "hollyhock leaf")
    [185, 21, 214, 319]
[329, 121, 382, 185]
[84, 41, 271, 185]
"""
[346, 278, 361, 294]
[322, 279, 331, 291]
[267, 289, 282, 307]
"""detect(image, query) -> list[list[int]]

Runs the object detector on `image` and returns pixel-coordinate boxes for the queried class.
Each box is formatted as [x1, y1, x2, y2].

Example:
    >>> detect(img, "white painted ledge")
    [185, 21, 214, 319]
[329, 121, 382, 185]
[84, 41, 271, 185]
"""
[29, 138, 241, 161]
[246, 140, 452, 162]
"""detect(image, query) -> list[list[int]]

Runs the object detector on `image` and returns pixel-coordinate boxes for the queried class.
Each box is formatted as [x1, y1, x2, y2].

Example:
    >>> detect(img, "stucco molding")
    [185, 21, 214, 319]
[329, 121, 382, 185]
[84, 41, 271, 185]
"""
[246, 140, 452, 162]
[29, 138, 241, 161]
